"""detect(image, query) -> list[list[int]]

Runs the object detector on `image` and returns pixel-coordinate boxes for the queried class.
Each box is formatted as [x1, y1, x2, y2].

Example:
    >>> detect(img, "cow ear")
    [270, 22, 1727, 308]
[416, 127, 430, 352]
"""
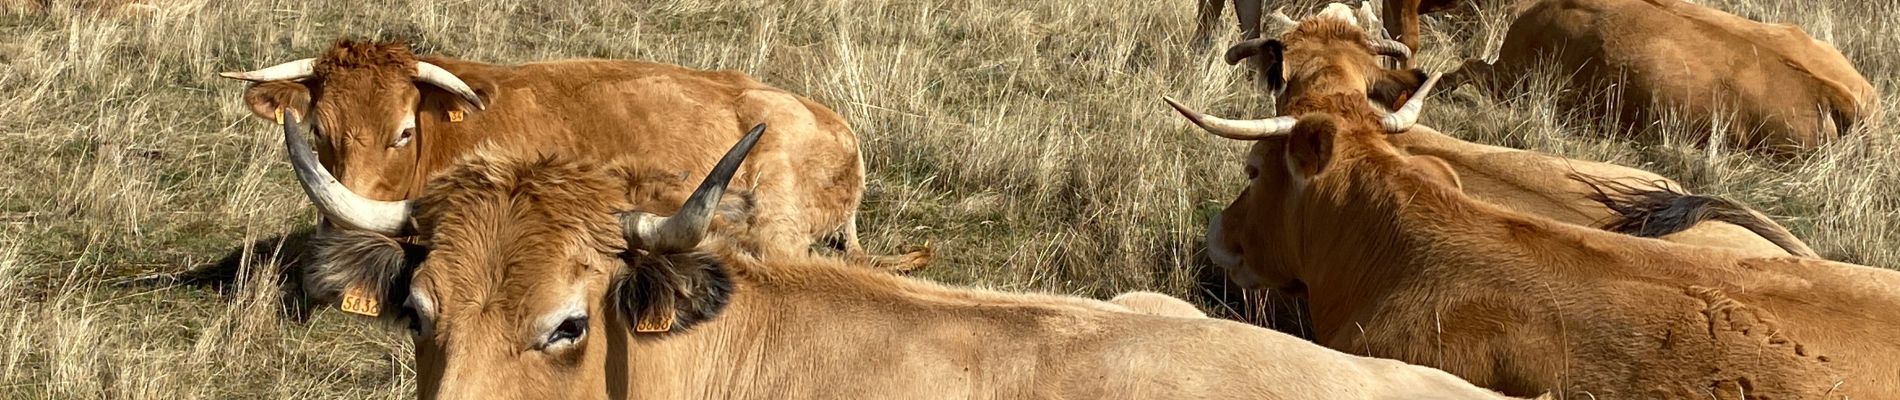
[1406, 154, 1464, 191]
[613, 253, 734, 335]
[242, 81, 313, 122]
[1285, 114, 1339, 178]
[1369, 68, 1428, 110]
[302, 226, 427, 325]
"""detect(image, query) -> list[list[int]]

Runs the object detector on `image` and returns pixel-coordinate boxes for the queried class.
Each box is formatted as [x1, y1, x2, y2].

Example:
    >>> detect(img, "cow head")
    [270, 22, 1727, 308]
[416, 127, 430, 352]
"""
[282, 114, 757, 399]
[1230, 3, 1415, 104]
[223, 39, 487, 201]
[1164, 5, 1446, 293]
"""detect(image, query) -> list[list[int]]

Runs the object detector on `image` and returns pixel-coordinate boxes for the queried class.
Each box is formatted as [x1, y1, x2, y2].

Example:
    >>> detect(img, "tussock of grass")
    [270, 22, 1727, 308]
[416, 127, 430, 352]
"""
[0, 0, 1894, 397]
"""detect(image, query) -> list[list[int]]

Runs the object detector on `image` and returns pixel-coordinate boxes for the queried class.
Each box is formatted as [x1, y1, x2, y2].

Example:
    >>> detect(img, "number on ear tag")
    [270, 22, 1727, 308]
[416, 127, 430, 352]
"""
[339, 284, 382, 317]
[635, 295, 676, 333]
[447, 110, 465, 122]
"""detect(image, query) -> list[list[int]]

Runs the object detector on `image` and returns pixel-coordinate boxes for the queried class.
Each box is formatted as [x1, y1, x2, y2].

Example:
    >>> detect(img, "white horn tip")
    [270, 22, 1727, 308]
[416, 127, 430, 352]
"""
[1161, 97, 1206, 124]
[218, 72, 248, 80]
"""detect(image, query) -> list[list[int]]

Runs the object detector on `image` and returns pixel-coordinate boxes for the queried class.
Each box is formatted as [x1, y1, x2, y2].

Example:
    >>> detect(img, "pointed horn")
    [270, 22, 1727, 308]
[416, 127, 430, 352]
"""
[219, 58, 316, 82]
[281, 113, 413, 235]
[1379, 72, 1443, 133]
[414, 61, 486, 111]
[1163, 97, 1298, 140]
[621, 123, 767, 252]
[1368, 38, 1413, 60]
[1224, 38, 1276, 65]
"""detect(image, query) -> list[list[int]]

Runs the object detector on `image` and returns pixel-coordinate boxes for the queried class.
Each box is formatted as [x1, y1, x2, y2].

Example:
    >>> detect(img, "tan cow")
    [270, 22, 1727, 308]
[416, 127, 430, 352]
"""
[1445, 0, 1880, 153]
[1170, 9, 1900, 398]
[1193, 4, 1817, 259]
[1382, 126, 1816, 258]
[277, 117, 1532, 400]
[1108, 291, 1211, 318]
[220, 39, 926, 282]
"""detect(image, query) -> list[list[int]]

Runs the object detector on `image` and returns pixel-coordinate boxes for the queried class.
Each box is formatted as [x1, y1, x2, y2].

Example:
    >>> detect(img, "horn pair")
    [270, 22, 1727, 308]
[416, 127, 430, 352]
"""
[1162, 73, 1443, 140]
[1261, 5, 1411, 61]
[279, 114, 763, 253]
[221, 59, 487, 111]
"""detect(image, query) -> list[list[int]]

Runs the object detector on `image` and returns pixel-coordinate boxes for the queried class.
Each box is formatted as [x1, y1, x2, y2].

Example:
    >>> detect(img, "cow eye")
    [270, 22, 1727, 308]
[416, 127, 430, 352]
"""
[544, 316, 588, 349]
[392, 128, 415, 148]
[401, 297, 431, 335]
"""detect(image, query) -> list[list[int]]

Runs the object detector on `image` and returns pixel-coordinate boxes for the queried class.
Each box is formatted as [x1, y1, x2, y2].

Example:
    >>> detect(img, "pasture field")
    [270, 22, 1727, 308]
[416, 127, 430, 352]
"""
[1, 0, 1895, 398]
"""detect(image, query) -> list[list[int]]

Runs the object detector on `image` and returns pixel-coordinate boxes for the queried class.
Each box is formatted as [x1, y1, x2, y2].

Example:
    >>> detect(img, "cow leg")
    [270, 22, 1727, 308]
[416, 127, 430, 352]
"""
[1381, 0, 1425, 60]
[1233, 0, 1262, 39]
[837, 211, 931, 273]
[1193, 0, 1228, 49]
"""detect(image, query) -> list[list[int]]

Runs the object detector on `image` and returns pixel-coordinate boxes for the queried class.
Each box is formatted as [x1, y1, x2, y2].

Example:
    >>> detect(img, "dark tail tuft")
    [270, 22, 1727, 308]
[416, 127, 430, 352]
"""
[1570, 173, 1819, 258]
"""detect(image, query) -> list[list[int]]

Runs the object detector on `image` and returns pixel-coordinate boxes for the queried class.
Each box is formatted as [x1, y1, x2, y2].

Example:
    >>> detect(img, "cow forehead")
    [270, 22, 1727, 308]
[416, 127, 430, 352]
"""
[312, 39, 418, 75]
[410, 152, 632, 309]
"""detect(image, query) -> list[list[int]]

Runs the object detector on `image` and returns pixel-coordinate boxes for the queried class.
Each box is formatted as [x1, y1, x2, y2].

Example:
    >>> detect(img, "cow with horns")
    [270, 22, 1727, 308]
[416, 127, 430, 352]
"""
[220, 40, 928, 311]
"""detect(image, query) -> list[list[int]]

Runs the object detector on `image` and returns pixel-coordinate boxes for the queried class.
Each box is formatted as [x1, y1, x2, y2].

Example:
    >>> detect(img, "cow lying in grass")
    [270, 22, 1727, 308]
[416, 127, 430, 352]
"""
[277, 115, 1530, 399]
[1172, 6, 1900, 397]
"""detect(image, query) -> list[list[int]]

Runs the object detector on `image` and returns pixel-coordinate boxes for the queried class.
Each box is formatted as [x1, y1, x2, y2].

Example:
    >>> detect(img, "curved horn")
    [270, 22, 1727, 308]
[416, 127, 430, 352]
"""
[621, 123, 767, 252]
[281, 113, 414, 235]
[1267, 8, 1299, 33]
[414, 61, 486, 111]
[1378, 72, 1443, 133]
[219, 58, 316, 82]
[1163, 97, 1298, 140]
[1368, 39, 1413, 60]
[1224, 38, 1275, 65]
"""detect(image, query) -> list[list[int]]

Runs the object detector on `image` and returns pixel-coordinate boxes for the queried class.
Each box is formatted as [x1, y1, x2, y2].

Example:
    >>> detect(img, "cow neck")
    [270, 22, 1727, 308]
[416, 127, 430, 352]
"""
[612, 258, 1089, 398]
[1291, 140, 1490, 341]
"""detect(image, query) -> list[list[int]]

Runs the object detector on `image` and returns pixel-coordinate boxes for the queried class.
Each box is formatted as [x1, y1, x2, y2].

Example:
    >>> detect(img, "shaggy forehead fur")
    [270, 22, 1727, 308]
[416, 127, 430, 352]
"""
[409, 148, 630, 302]
[312, 39, 418, 77]
[1275, 18, 1384, 120]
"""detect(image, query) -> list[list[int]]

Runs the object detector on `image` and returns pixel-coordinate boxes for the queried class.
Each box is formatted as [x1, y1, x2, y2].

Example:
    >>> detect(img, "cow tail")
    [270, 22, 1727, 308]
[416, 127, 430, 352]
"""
[1570, 173, 1820, 258]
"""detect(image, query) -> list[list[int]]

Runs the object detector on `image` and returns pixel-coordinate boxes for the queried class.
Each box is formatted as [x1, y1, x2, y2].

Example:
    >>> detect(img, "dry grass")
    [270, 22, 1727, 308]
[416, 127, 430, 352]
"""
[0, 0, 1893, 397]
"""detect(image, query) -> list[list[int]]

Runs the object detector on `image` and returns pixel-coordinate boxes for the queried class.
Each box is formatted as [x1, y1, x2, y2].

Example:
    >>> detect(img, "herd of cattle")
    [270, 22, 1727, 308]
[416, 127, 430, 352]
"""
[212, 0, 1897, 398]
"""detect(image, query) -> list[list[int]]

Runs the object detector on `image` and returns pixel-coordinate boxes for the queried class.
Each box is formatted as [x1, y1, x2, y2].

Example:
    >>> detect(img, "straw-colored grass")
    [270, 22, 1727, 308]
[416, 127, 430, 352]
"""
[0, 0, 1893, 398]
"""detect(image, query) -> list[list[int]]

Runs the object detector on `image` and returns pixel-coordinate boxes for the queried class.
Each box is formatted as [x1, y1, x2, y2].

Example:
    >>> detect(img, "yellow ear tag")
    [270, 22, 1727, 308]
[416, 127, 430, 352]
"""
[339, 284, 382, 317]
[635, 295, 676, 333]
[274, 108, 286, 124]
[447, 110, 465, 122]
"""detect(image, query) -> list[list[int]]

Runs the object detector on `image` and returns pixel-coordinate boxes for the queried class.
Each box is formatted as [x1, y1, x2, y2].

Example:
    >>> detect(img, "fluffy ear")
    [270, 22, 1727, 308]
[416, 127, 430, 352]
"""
[242, 81, 313, 122]
[302, 225, 426, 324]
[1285, 114, 1339, 178]
[1406, 154, 1464, 191]
[1369, 68, 1428, 111]
[1225, 39, 1287, 92]
[613, 253, 735, 335]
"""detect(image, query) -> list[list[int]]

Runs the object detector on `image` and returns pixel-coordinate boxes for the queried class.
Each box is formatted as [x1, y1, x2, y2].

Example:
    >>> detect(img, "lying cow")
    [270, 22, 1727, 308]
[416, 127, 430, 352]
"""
[1445, 0, 1880, 154]
[1174, 8, 1900, 398]
[220, 39, 926, 286]
[1171, 108, 1816, 257]
[1188, 3, 1816, 259]
[275, 115, 1533, 399]
[1108, 291, 1211, 318]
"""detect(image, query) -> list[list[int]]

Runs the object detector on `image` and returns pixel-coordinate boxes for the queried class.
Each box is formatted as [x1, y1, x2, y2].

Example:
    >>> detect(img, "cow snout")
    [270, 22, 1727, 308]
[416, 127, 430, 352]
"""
[1205, 214, 1264, 288]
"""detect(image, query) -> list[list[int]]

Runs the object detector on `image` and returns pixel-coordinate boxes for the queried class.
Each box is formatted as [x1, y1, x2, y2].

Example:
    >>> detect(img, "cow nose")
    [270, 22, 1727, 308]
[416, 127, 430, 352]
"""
[1204, 214, 1244, 269]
